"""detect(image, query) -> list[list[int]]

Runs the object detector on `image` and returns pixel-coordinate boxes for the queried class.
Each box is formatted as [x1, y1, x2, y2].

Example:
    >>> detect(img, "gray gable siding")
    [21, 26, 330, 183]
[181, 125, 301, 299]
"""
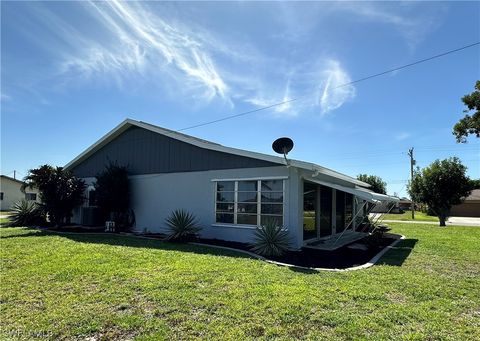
[71, 126, 278, 177]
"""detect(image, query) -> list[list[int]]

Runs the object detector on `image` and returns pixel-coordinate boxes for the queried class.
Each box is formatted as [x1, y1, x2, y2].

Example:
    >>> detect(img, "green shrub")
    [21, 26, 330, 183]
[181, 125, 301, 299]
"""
[94, 162, 132, 230]
[250, 220, 291, 257]
[366, 224, 391, 247]
[9, 200, 46, 227]
[165, 209, 201, 241]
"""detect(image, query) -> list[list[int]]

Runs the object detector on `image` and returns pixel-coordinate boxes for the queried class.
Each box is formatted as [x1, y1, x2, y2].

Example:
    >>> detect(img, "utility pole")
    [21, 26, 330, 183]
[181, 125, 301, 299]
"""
[13, 170, 16, 180]
[407, 148, 415, 220]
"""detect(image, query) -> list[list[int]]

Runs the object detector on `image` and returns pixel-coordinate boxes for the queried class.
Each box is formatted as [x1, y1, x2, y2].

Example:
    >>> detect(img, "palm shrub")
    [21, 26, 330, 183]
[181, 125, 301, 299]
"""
[250, 220, 291, 257]
[165, 209, 201, 241]
[23, 165, 85, 226]
[366, 224, 392, 247]
[9, 200, 46, 226]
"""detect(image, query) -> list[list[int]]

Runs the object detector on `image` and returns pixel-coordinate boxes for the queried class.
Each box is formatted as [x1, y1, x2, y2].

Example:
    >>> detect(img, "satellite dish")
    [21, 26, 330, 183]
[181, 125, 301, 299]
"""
[272, 137, 294, 165]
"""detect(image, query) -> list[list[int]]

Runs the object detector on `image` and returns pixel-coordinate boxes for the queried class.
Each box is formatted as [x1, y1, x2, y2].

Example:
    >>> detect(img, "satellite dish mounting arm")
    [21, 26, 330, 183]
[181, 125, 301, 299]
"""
[272, 137, 294, 167]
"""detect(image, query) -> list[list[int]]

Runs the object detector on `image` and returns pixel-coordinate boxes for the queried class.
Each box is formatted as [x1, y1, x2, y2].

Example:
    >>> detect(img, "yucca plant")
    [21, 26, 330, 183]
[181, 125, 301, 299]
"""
[9, 200, 46, 227]
[250, 220, 291, 257]
[165, 209, 201, 241]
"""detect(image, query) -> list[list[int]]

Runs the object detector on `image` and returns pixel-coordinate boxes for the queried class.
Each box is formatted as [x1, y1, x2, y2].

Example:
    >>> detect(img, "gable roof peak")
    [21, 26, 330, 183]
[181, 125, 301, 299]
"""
[65, 118, 370, 188]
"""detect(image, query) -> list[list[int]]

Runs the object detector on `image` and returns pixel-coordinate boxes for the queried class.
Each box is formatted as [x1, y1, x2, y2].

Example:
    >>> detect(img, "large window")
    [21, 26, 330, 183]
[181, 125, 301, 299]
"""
[335, 191, 354, 234]
[25, 193, 37, 201]
[335, 191, 345, 232]
[319, 186, 333, 237]
[345, 193, 353, 230]
[215, 179, 284, 226]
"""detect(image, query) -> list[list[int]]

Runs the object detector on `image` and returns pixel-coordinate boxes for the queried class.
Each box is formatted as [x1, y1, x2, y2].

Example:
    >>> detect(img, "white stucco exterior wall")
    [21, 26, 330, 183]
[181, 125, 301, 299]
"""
[73, 166, 371, 250]
[127, 166, 308, 248]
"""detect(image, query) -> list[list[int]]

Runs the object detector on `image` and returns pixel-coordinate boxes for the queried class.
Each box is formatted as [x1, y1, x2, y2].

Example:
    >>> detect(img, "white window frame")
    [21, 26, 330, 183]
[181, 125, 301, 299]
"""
[25, 193, 37, 201]
[214, 178, 285, 228]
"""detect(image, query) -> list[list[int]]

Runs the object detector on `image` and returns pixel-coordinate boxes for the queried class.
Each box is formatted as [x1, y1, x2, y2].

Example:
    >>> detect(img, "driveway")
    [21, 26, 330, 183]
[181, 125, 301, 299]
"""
[379, 217, 480, 227]
[447, 217, 480, 226]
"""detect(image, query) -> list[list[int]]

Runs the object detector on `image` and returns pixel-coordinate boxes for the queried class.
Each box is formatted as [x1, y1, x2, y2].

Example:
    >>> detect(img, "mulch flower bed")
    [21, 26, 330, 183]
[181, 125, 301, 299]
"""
[42, 225, 107, 233]
[194, 236, 397, 269]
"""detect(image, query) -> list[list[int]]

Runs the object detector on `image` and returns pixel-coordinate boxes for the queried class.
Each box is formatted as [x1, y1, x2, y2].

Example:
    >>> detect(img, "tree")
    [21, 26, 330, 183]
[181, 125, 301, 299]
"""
[407, 157, 471, 226]
[453, 80, 480, 143]
[469, 178, 480, 189]
[357, 174, 387, 194]
[23, 165, 86, 226]
[94, 162, 131, 228]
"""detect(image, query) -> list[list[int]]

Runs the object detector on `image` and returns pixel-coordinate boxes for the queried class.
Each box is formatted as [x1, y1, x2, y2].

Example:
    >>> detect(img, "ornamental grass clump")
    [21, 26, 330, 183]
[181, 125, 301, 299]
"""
[250, 220, 291, 257]
[165, 209, 201, 241]
[9, 200, 46, 227]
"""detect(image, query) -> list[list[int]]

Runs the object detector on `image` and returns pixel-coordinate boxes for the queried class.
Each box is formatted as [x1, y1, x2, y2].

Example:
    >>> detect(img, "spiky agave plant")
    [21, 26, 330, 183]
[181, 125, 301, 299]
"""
[165, 209, 201, 241]
[250, 220, 291, 257]
[8, 200, 46, 227]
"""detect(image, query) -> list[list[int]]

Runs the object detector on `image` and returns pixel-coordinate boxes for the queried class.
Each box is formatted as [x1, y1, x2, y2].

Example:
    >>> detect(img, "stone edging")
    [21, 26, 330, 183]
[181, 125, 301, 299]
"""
[29, 228, 405, 272]
[190, 234, 406, 272]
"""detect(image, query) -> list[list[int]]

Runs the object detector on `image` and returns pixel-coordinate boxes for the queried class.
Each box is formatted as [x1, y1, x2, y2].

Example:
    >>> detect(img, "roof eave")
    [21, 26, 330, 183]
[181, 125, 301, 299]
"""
[64, 118, 370, 188]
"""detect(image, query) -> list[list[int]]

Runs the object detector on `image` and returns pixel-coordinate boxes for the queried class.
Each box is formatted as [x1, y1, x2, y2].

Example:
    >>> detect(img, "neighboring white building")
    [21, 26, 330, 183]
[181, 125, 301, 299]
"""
[0, 175, 40, 211]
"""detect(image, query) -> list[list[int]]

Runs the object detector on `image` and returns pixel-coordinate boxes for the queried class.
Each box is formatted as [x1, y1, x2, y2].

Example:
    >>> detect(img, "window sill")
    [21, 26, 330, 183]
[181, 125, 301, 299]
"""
[212, 223, 258, 230]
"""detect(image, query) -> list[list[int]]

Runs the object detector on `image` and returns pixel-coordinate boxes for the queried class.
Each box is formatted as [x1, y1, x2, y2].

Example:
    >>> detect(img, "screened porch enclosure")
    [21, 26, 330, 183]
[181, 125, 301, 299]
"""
[302, 181, 356, 242]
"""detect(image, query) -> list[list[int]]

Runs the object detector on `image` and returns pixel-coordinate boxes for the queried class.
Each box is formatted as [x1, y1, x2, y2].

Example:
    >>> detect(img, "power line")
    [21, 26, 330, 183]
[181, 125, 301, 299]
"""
[320, 148, 479, 162]
[178, 98, 299, 131]
[178, 42, 479, 132]
[335, 42, 480, 88]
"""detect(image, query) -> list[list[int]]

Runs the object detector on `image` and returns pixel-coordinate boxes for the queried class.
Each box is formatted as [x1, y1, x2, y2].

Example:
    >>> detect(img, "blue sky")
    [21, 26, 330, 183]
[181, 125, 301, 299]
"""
[1, 1, 479, 197]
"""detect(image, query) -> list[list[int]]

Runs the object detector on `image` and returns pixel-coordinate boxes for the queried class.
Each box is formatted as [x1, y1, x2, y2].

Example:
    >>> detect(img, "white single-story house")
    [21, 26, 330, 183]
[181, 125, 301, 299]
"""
[0, 175, 40, 211]
[65, 119, 397, 250]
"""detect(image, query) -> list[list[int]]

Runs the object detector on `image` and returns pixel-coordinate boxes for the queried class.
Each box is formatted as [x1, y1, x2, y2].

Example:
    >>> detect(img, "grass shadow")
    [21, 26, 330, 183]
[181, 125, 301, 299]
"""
[2, 228, 418, 270]
[287, 266, 319, 274]
[1, 228, 253, 260]
[376, 238, 418, 266]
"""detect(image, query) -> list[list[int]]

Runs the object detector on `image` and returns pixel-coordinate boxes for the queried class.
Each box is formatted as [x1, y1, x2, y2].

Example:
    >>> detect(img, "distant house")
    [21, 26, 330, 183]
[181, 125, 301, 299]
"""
[398, 198, 413, 211]
[65, 119, 398, 250]
[0, 175, 39, 211]
[450, 189, 480, 217]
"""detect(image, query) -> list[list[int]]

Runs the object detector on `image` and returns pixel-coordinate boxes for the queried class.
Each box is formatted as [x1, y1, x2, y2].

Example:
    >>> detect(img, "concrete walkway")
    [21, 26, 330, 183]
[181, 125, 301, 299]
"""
[381, 218, 480, 227]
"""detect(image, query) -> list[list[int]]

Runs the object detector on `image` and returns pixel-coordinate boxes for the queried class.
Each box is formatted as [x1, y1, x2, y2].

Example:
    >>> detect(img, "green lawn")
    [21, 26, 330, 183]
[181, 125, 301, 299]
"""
[1, 224, 479, 340]
[0, 217, 10, 227]
[379, 210, 439, 222]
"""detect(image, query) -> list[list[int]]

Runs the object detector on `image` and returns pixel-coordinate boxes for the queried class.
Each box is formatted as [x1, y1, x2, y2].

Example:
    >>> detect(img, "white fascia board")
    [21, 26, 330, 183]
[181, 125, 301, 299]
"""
[306, 178, 380, 203]
[64, 118, 369, 188]
[353, 186, 400, 203]
[210, 176, 289, 182]
[372, 192, 400, 202]
[64, 119, 133, 170]
[299, 161, 371, 188]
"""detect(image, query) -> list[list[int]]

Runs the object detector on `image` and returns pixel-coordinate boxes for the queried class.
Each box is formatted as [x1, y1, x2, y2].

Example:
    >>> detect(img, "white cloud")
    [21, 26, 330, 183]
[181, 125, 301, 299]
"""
[8, 1, 369, 117]
[317, 60, 356, 115]
[59, 0, 229, 102]
[245, 79, 299, 117]
[243, 60, 356, 117]
[332, 2, 446, 48]
[1, 92, 11, 102]
[395, 132, 411, 141]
